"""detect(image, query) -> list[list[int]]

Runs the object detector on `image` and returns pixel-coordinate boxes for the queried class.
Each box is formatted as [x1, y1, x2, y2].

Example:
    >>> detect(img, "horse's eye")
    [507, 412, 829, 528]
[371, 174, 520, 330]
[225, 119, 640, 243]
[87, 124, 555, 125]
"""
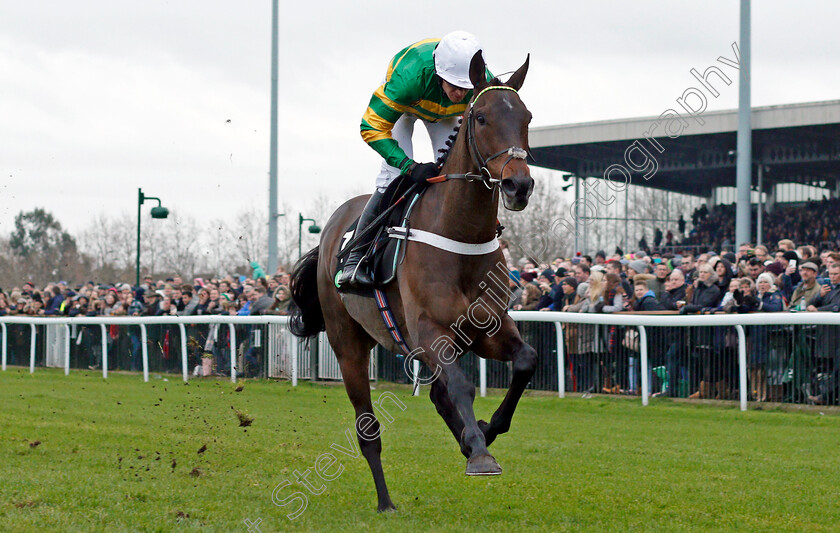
[476, 114, 486, 125]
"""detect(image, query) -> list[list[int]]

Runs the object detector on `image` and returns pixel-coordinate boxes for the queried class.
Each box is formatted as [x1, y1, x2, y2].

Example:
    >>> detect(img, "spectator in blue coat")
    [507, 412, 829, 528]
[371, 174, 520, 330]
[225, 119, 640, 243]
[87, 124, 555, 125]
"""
[750, 272, 786, 401]
[44, 286, 64, 316]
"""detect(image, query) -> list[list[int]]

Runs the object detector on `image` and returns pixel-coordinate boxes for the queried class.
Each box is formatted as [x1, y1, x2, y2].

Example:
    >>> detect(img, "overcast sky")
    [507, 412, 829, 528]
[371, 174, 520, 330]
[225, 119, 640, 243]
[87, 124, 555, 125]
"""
[2, 0, 839, 236]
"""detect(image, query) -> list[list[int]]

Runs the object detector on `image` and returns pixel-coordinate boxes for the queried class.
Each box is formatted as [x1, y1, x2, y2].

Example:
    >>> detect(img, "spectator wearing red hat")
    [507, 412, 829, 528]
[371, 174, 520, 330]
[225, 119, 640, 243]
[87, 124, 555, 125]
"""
[101, 289, 123, 316]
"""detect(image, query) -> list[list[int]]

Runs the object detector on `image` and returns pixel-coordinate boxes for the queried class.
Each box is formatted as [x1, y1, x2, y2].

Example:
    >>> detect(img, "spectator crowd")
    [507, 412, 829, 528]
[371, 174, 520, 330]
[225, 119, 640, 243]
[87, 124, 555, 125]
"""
[0, 273, 293, 319]
[0, 270, 293, 379]
[4, 229, 840, 406]
[502, 236, 840, 406]
[680, 197, 840, 252]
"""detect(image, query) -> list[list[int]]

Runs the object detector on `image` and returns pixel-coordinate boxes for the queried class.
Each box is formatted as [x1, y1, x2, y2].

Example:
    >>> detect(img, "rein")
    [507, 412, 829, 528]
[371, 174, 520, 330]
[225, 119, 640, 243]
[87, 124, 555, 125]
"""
[432, 85, 528, 188]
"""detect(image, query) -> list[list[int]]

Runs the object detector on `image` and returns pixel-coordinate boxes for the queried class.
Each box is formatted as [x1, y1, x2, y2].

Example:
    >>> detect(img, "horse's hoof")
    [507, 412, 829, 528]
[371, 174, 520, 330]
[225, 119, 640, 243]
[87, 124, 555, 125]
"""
[377, 502, 397, 513]
[465, 454, 502, 476]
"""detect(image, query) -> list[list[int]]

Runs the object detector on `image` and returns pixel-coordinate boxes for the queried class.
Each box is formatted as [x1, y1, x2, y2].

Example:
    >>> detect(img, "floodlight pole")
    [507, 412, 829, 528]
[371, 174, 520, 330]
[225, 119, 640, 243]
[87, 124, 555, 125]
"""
[267, 0, 280, 274]
[735, 0, 752, 245]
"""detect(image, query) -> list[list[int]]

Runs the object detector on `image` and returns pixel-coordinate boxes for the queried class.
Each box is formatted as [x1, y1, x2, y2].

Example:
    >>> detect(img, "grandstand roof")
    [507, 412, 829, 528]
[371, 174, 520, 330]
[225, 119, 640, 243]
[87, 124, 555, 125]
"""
[529, 100, 840, 197]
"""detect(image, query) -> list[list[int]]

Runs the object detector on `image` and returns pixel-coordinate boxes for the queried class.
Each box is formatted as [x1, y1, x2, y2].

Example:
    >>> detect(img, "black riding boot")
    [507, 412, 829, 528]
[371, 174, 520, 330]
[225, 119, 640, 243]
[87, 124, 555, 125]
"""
[338, 190, 384, 287]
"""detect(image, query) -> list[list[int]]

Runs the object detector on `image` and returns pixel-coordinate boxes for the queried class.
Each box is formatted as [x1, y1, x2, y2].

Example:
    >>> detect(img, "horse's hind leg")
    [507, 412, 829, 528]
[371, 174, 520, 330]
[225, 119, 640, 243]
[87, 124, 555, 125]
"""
[472, 316, 537, 447]
[327, 317, 396, 512]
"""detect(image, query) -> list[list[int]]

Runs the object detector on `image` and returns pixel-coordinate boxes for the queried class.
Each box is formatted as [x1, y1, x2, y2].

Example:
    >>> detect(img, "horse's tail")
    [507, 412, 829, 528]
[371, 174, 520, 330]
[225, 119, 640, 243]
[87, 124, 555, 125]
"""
[289, 245, 325, 338]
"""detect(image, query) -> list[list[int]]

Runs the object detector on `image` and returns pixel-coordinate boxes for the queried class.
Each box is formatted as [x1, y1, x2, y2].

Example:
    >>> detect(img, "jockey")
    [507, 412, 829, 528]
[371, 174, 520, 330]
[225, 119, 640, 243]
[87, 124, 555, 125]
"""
[339, 30, 490, 287]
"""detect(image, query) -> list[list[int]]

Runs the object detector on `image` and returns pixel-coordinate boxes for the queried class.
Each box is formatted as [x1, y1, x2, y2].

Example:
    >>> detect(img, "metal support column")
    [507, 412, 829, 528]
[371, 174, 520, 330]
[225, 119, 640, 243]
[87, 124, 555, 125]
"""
[756, 164, 763, 245]
[582, 178, 588, 256]
[735, 0, 752, 245]
[574, 176, 580, 254]
[267, 0, 280, 273]
[624, 187, 629, 253]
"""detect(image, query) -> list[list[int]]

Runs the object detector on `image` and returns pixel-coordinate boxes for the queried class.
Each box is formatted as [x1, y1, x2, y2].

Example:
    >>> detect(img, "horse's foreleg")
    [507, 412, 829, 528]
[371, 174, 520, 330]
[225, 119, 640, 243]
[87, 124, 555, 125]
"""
[417, 318, 500, 475]
[473, 316, 537, 447]
[429, 379, 469, 458]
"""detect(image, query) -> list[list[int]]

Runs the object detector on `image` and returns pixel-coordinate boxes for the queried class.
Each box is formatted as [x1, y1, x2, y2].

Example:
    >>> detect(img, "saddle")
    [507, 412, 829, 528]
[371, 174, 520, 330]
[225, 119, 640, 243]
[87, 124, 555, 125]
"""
[334, 176, 426, 293]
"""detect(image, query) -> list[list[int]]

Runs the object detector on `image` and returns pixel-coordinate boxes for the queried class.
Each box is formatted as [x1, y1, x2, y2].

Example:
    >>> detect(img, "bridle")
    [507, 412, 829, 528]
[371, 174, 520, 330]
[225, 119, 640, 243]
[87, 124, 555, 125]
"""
[460, 85, 529, 189]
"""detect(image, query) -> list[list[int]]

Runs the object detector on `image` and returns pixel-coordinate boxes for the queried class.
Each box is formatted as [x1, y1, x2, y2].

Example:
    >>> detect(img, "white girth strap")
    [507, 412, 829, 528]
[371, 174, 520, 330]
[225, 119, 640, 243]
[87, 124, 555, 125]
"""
[387, 226, 499, 255]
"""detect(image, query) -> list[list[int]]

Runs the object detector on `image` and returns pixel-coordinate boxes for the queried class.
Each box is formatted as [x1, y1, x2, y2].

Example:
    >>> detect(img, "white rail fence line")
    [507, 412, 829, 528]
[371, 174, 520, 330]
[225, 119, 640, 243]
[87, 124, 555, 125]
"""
[514, 311, 840, 411]
[0, 316, 291, 384]
[3, 312, 840, 412]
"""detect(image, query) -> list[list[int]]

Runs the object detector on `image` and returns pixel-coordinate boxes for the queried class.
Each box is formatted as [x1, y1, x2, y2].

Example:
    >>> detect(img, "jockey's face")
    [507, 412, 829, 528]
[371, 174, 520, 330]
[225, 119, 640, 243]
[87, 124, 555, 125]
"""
[441, 80, 469, 103]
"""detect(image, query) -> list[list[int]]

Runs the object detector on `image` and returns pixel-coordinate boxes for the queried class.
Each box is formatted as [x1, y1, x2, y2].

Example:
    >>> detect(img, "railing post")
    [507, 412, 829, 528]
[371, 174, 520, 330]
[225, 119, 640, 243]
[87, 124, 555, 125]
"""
[140, 324, 149, 382]
[29, 324, 36, 374]
[735, 325, 748, 411]
[228, 324, 237, 383]
[479, 358, 487, 397]
[64, 324, 71, 376]
[1, 323, 7, 371]
[638, 326, 649, 406]
[100, 324, 108, 379]
[178, 323, 188, 383]
[554, 322, 565, 398]
[289, 332, 299, 386]
[413, 359, 420, 396]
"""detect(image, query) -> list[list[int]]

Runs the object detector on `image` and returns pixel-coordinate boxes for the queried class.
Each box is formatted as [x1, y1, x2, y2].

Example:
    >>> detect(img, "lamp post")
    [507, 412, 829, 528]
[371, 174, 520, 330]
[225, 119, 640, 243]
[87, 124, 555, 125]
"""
[267, 0, 280, 274]
[136, 188, 169, 287]
[298, 214, 321, 259]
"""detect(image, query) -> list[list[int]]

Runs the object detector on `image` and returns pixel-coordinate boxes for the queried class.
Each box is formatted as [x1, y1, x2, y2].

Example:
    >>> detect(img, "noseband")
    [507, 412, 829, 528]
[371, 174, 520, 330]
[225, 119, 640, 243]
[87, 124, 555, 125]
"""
[464, 85, 528, 188]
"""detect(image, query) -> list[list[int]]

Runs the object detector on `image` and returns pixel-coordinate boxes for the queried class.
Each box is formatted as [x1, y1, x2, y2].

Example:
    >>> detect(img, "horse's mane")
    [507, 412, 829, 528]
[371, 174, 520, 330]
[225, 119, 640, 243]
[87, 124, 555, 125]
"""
[435, 120, 461, 169]
[435, 78, 506, 169]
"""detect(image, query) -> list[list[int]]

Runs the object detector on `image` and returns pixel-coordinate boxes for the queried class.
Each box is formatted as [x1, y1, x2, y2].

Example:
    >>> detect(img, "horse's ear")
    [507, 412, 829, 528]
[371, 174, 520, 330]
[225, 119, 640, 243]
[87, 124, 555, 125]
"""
[469, 50, 488, 92]
[507, 54, 530, 91]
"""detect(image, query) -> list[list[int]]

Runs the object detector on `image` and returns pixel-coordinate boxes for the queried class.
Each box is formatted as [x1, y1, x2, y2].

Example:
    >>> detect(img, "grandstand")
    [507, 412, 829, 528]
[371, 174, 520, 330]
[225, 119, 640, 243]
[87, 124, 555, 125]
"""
[529, 99, 840, 253]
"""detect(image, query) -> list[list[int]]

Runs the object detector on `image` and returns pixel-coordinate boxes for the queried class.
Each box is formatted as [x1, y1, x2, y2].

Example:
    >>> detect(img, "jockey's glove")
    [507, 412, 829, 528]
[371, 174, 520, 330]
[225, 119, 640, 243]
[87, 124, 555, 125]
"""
[407, 162, 439, 184]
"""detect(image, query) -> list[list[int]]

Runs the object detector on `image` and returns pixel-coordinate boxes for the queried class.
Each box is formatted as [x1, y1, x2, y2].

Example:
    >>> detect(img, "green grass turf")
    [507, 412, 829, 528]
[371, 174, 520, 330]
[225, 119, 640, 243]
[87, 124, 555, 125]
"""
[1, 368, 839, 532]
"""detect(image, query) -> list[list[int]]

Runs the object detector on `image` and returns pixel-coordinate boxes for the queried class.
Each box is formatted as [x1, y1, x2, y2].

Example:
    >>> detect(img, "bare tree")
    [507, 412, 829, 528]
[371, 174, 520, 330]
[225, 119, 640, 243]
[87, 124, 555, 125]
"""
[274, 193, 345, 271]
[79, 213, 118, 271]
[140, 212, 168, 278]
[498, 168, 571, 267]
[202, 217, 237, 277]
[198, 206, 270, 278]
[156, 211, 202, 278]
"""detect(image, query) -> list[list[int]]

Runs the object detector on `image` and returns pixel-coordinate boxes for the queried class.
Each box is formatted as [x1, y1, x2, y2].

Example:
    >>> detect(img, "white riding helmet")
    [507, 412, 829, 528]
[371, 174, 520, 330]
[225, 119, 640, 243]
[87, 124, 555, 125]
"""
[434, 31, 482, 89]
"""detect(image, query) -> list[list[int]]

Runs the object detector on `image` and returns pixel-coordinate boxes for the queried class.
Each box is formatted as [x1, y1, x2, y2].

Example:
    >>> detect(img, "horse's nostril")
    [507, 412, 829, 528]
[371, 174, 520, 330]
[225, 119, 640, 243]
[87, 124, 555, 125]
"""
[501, 179, 517, 196]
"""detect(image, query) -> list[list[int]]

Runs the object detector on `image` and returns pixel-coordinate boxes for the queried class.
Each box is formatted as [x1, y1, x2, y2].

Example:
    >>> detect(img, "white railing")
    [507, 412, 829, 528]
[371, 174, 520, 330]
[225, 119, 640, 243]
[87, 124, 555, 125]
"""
[3, 312, 840, 412]
[0, 316, 291, 384]
[511, 311, 840, 411]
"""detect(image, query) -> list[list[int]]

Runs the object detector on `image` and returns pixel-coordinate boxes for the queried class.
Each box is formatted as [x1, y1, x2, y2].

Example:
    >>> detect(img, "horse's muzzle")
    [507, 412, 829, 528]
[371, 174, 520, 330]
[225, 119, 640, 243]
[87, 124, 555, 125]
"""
[501, 173, 534, 211]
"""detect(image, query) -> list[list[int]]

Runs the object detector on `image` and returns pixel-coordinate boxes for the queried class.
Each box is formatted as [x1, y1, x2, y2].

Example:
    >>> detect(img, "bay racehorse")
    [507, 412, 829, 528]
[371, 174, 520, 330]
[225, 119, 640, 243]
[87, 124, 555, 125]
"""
[289, 51, 536, 511]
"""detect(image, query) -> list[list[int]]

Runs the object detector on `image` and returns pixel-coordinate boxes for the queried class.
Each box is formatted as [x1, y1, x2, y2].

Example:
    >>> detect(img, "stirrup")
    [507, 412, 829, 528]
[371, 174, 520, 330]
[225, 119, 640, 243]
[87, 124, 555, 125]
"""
[337, 261, 373, 288]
